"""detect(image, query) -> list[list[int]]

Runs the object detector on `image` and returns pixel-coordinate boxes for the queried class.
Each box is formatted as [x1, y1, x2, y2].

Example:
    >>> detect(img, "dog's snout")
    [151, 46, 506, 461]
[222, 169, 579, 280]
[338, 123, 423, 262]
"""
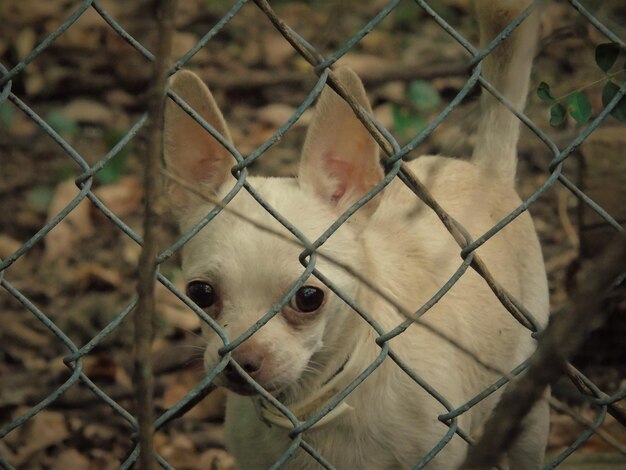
[221, 342, 268, 396]
[241, 359, 261, 375]
[231, 347, 264, 377]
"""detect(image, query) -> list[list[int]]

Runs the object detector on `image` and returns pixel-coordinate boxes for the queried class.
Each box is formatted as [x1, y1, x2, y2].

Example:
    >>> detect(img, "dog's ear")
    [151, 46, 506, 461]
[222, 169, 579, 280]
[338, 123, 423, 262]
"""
[299, 67, 382, 215]
[164, 70, 234, 209]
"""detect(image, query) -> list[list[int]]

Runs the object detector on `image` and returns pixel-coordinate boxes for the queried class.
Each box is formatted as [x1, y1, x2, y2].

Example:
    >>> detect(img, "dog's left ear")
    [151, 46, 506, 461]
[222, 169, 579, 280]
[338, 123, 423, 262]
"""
[299, 67, 383, 215]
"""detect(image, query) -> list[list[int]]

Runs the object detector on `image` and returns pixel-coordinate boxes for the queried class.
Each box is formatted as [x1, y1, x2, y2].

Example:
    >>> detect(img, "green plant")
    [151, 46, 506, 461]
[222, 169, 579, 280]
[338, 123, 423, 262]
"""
[96, 129, 134, 184]
[0, 102, 15, 128]
[45, 109, 80, 136]
[392, 79, 441, 142]
[538, 42, 626, 127]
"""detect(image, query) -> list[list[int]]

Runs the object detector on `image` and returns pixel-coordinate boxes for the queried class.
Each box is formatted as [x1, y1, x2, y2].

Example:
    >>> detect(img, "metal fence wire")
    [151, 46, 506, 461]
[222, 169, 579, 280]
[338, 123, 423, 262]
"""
[1, 0, 625, 468]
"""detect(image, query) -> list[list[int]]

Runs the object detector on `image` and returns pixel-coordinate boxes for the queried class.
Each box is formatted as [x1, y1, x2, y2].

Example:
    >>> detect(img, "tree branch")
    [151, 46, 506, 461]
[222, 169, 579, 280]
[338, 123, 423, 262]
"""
[202, 61, 468, 92]
[134, 0, 178, 468]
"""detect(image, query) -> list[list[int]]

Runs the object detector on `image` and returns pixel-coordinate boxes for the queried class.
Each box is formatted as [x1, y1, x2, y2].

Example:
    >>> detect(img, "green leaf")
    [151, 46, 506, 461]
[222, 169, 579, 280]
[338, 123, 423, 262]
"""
[595, 43, 620, 73]
[96, 152, 129, 184]
[54, 162, 76, 182]
[27, 185, 54, 212]
[407, 80, 441, 112]
[393, 4, 421, 29]
[537, 82, 555, 102]
[392, 105, 426, 141]
[566, 92, 592, 124]
[601, 81, 626, 121]
[95, 130, 134, 184]
[0, 102, 15, 128]
[549, 103, 566, 127]
[45, 110, 79, 136]
[601, 80, 619, 106]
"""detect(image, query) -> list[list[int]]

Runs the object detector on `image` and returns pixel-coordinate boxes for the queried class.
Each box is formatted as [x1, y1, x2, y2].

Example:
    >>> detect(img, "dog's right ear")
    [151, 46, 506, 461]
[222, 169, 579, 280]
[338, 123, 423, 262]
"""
[298, 67, 382, 216]
[164, 70, 234, 209]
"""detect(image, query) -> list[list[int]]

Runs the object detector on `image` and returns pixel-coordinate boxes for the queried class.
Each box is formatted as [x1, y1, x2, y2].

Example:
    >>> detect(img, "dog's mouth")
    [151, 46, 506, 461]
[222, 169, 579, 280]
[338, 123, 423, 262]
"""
[214, 352, 352, 400]
[221, 366, 283, 397]
[223, 378, 258, 396]
[220, 365, 258, 396]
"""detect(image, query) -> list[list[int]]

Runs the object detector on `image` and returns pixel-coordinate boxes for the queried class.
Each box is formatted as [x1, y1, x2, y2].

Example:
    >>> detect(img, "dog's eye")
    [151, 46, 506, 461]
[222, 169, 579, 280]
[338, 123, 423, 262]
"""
[186, 280, 216, 309]
[291, 286, 324, 313]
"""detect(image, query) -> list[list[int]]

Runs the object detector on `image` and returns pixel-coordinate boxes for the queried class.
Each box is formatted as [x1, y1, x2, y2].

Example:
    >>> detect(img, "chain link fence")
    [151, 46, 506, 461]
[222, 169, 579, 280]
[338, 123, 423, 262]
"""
[1, 0, 625, 468]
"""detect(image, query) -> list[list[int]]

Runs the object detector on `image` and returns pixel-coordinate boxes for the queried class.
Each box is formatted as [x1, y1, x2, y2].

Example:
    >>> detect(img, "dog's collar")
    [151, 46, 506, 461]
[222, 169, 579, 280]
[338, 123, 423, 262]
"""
[257, 339, 368, 431]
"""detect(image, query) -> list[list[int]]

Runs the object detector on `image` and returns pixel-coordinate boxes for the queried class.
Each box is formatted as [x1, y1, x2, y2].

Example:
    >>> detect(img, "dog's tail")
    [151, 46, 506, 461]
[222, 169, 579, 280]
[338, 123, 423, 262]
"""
[471, 0, 539, 185]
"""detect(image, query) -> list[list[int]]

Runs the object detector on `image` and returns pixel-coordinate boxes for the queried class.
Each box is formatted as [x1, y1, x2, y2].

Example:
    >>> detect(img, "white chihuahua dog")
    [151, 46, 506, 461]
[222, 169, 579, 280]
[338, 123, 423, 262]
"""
[164, 0, 549, 468]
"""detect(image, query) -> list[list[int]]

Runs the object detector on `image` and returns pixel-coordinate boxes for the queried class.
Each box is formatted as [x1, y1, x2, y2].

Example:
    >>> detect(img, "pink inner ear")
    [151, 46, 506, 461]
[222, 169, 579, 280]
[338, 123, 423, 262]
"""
[324, 149, 379, 205]
[323, 152, 350, 203]
[176, 149, 228, 188]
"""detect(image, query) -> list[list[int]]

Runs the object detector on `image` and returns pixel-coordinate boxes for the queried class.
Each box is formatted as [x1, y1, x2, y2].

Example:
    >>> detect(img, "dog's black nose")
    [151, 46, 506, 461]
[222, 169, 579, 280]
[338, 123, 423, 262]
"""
[232, 346, 264, 375]
[222, 367, 254, 396]
[223, 362, 245, 382]
[221, 345, 266, 396]
[224, 359, 260, 380]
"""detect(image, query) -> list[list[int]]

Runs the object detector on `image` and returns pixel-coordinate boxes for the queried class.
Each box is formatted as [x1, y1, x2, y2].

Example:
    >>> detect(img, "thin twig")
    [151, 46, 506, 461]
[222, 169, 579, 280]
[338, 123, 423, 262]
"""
[566, 364, 626, 428]
[201, 61, 468, 91]
[134, 0, 178, 468]
[554, 69, 626, 103]
[548, 397, 626, 456]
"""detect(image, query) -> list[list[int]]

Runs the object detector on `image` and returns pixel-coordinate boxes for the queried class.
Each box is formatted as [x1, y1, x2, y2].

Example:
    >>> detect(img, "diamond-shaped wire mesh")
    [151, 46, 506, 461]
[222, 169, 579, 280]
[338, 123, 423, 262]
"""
[1, 0, 625, 469]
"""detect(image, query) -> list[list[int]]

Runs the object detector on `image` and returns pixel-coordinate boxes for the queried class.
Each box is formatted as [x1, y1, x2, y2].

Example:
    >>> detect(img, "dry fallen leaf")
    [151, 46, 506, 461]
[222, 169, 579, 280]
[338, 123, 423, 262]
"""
[74, 264, 122, 291]
[173, 32, 210, 63]
[157, 432, 199, 470]
[44, 180, 94, 262]
[373, 103, 394, 130]
[256, 103, 310, 129]
[262, 33, 296, 67]
[13, 410, 70, 466]
[156, 282, 201, 331]
[121, 236, 142, 265]
[336, 53, 389, 77]
[161, 369, 227, 421]
[93, 176, 143, 217]
[0, 234, 22, 258]
[24, 64, 46, 97]
[82, 355, 127, 384]
[5, 110, 38, 137]
[375, 80, 406, 103]
[199, 448, 236, 470]
[15, 28, 36, 60]
[54, 7, 106, 50]
[63, 99, 115, 127]
[51, 449, 91, 470]
[1, 318, 50, 350]
[162, 382, 191, 410]
[83, 423, 118, 443]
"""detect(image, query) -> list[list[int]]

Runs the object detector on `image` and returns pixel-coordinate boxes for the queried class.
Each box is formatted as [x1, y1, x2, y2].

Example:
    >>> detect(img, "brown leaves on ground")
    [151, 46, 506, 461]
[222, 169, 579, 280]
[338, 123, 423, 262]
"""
[43, 180, 94, 263]
[2, 0, 625, 467]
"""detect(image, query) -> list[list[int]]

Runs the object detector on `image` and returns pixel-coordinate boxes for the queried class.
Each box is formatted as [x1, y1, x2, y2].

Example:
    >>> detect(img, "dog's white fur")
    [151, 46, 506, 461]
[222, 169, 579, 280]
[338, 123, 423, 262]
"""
[164, 0, 549, 468]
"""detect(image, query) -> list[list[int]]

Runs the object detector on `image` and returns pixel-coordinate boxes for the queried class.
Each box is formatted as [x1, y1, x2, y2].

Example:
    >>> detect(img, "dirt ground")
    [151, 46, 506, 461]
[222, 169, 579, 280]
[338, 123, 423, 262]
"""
[1, 0, 625, 468]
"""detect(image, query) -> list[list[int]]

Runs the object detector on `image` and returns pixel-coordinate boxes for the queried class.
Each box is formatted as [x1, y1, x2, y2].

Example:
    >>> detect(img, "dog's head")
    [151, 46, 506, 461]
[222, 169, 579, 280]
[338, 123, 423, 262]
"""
[164, 68, 382, 396]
